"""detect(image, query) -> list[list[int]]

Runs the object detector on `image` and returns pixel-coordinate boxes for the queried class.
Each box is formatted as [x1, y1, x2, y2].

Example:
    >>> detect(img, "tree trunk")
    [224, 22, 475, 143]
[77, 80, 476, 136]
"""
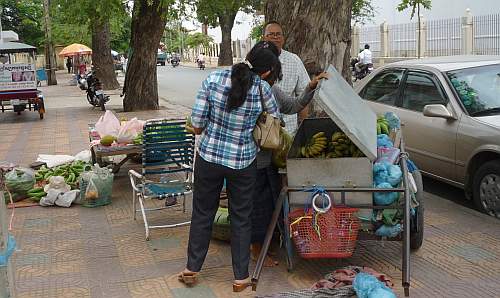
[123, 0, 167, 111]
[43, 0, 57, 85]
[265, 0, 352, 80]
[218, 12, 236, 66]
[91, 19, 119, 90]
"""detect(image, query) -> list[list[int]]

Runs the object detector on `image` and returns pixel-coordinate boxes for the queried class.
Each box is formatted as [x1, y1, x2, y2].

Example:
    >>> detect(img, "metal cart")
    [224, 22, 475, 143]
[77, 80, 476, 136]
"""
[0, 42, 45, 119]
[251, 66, 424, 297]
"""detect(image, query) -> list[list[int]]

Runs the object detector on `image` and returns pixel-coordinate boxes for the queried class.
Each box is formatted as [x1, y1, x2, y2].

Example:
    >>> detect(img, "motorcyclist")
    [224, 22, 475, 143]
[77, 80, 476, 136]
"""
[355, 44, 373, 74]
[197, 53, 205, 69]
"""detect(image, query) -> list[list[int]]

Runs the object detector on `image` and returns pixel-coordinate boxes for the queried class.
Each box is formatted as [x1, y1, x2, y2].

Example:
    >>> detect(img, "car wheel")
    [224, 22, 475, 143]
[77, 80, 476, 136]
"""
[410, 170, 424, 250]
[473, 160, 500, 218]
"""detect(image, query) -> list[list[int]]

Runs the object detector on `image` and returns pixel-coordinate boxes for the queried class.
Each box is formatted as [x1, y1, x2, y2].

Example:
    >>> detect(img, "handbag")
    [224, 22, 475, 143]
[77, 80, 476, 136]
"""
[253, 82, 281, 150]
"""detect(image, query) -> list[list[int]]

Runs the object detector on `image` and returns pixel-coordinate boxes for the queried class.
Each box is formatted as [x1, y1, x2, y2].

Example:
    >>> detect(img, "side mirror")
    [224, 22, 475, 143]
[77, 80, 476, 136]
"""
[423, 104, 455, 119]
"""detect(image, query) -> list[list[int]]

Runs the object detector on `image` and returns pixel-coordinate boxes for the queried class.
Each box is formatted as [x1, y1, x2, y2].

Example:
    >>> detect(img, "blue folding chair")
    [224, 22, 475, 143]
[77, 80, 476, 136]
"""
[128, 119, 195, 240]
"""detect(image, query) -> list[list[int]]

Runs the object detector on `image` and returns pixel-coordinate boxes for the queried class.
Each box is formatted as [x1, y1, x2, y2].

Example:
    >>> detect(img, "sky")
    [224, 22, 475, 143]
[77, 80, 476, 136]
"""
[186, 0, 500, 43]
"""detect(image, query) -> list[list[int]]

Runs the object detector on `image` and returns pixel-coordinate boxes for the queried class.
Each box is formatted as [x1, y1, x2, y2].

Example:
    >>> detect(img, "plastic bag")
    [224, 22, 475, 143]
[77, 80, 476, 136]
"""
[116, 117, 144, 144]
[95, 110, 121, 138]
[79, 164, 113, 207]
[376, 147, 400, 164]
[5, 168, 35, 202]
[373, 163, 389, 185]
[353, 273, 396, 298]
[74, 150, 92, 163]
[272, 128, 292, 169]
[386, 164, 402, 187]
[36, 154, 75, 168]
[384, 112, 401, 130]
[377, 134, 393, 148]
[85, 179, 99, 201]
[375, 224, 402, 238]
[373, 182, 399, 206]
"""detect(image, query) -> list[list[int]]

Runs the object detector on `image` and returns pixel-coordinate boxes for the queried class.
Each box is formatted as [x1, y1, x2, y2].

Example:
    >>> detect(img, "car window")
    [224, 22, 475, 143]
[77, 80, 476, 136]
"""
[361, 69, 404, 106]
[402, 72, 448, 112]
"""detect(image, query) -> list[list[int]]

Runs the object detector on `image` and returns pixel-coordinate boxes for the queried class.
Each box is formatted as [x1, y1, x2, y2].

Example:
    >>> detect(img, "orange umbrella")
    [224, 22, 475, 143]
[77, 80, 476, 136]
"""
[59, 43, 92, 57]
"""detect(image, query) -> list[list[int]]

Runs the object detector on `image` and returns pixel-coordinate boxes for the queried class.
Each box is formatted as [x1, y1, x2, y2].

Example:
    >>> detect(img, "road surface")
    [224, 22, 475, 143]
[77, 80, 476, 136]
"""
[157, 64, 216, 108]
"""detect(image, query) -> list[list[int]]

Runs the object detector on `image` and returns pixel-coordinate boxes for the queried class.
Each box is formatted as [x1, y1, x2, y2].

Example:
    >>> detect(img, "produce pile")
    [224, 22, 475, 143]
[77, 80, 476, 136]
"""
[298, 131, 365, 158]
[28, 161, 90, 202]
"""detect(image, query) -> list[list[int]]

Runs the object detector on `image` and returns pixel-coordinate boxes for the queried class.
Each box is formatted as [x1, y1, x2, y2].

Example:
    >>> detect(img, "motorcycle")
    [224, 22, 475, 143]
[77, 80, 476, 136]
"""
[171, 58, 179, 68]
[197, 59, 205, 70]
[83, 70, 110, 111]
[351, 57, 373, 81]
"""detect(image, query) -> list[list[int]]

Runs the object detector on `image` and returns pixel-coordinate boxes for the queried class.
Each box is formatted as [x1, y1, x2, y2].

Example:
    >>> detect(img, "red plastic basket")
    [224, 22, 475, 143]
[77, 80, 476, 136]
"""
[288, 206, 360, 259]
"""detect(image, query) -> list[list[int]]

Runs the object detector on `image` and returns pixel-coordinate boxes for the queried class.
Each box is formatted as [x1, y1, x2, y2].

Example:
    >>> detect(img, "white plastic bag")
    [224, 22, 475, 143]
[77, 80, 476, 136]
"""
[116, 117, 144, 144]
[36, 154, 75, 168]
[74, 150, 91, 163]
[95, 110, 121, 138]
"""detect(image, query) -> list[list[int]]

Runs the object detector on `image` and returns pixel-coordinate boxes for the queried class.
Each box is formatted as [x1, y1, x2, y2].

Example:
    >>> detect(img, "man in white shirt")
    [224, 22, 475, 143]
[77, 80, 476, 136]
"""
[263, 21, 310, 134]
[355, 44, 373, 73]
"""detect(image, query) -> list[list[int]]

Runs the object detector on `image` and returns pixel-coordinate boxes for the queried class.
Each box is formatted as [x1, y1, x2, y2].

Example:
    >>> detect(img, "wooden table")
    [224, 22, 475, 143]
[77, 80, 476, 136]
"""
[89, 124, 141, 173]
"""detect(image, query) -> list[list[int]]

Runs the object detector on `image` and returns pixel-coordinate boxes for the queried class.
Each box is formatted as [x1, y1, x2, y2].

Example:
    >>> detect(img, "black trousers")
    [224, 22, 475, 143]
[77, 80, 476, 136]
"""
[187, 154, 256, 280]
[251, 166, 281, 243]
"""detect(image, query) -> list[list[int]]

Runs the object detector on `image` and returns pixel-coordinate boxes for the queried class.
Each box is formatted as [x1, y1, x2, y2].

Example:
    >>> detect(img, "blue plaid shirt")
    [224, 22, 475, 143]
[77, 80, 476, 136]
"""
[191, 69, 280, 170]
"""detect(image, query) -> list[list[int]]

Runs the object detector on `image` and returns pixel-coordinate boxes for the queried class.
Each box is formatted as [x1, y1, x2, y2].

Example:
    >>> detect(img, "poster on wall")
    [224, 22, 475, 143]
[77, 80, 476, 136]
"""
[0, 63, 37, 91]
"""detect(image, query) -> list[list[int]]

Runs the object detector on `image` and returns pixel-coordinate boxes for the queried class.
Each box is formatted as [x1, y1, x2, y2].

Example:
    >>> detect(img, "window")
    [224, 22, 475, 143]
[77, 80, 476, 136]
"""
[361, 70, 404, 106]
[402, 72, 447, 112]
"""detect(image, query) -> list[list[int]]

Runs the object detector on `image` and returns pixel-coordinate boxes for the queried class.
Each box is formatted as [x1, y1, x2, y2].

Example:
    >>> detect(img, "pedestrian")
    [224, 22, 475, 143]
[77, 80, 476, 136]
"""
[66, 57, 72, 74]
[179, 41, 281, 293]
[249, 42, 329, 266]
[263, 20, 311, 135]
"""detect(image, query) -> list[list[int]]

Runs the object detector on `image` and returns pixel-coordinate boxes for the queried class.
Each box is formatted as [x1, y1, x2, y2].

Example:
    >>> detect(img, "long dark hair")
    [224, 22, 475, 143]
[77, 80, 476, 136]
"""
[227, 41, 282, 111]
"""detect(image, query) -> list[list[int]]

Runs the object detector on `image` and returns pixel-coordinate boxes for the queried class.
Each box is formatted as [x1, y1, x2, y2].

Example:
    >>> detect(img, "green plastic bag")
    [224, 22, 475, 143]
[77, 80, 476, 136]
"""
[272, 128, 292, 169]
[4, 168, 35, 202]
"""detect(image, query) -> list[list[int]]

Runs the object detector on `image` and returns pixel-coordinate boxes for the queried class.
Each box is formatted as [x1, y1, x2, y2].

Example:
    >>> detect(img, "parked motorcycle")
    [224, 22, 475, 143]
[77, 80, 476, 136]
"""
[82, 70, 110, 111]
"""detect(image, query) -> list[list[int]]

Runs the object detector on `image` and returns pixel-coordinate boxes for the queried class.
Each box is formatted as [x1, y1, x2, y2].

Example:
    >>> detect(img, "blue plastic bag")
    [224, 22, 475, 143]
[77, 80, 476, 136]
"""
[386, 164, 402, 187]
[375, 224, 402, 238]
[353, 273, 396, 298]
[377, 134, 393, 148]
[384, 112, 401, 130]
[374, 182, 399, 206]
[373, 163, 389, 185]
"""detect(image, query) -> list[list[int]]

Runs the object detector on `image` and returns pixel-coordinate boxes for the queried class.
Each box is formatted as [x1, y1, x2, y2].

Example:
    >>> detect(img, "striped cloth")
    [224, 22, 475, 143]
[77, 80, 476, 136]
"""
[275, 49, 311, 134]
[191, 69, 279, 170]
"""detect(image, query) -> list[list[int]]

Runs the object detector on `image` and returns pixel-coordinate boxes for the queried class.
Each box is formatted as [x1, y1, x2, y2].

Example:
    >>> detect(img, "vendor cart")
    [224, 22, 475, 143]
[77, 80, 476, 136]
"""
[0, 42, 45, 119]
[251, 65, 424, 297]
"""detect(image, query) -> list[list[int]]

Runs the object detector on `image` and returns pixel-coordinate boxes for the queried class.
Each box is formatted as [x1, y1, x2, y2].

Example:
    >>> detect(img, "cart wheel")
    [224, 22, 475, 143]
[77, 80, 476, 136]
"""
[410, 170, 424, 251]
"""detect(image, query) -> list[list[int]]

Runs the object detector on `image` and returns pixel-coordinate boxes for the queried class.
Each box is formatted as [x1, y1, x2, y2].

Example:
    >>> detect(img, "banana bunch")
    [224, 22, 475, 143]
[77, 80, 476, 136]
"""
[328, 132, 365, 158]
[299, 132, 328, 158]
[377, 116, 390, 135]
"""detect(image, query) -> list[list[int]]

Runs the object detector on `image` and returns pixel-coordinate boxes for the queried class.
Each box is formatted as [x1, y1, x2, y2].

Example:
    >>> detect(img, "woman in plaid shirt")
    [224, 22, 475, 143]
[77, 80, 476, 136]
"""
[179, 41, 281, 292]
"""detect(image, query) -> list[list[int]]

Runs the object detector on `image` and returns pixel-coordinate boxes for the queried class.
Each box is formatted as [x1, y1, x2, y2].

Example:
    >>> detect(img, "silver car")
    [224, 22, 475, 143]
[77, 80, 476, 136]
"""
[354, 56, 500, 217]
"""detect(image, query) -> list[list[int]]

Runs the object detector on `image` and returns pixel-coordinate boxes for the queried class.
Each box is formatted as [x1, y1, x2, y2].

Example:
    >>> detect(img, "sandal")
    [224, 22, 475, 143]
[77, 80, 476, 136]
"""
[232, 281, 253, 292]
[178, 271, 198, 285]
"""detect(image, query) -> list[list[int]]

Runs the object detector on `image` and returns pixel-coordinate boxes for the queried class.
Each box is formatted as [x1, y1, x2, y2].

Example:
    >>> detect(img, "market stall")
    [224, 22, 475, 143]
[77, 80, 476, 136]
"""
[251, 65, 424, 297]
[0, 42, 45, 119]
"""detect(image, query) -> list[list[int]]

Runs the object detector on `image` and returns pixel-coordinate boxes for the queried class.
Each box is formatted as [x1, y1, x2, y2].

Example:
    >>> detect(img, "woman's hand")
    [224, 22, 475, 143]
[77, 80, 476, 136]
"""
[308, 72, 329, 89]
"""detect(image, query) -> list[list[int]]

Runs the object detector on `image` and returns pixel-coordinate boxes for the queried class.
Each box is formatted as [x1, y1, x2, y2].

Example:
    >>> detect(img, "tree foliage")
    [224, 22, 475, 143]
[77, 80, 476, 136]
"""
[397, 0, 432, 20]
[0, 0, 45, 48]
[352, 0, 376, 25]
[249, 19, 263, 41]
[185, 32, 213, 48]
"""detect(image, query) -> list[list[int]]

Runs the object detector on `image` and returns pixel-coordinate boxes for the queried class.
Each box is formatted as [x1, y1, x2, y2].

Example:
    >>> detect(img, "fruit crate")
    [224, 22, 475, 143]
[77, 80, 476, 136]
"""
[287, 118, 373, 226]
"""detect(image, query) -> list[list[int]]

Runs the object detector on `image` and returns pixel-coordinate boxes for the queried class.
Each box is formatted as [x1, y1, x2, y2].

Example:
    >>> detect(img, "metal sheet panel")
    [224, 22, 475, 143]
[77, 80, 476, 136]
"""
[313, 65, 377, 161]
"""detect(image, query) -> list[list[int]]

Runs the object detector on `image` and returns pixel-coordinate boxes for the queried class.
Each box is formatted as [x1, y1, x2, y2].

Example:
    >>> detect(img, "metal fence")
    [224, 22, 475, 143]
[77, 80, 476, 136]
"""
[359, 26, 381, 57]
[426, 17, 463, 56]
[388, 22, 417, 57]
[357, 12, 500, 58]
[473, 13, 500, 55]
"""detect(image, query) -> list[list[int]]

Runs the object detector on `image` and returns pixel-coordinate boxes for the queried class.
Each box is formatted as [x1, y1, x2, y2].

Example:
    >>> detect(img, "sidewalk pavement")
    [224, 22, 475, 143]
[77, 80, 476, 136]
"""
[0, 74, 499, 298]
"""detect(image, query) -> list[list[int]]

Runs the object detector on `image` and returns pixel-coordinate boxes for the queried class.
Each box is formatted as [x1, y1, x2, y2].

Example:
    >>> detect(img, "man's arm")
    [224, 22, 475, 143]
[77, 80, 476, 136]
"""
[294, 55, 311, 120]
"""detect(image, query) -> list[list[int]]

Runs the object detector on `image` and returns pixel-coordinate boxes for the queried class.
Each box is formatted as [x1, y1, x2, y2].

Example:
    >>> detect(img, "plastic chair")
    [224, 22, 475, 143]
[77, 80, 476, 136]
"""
[129, 119, 195, 240]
